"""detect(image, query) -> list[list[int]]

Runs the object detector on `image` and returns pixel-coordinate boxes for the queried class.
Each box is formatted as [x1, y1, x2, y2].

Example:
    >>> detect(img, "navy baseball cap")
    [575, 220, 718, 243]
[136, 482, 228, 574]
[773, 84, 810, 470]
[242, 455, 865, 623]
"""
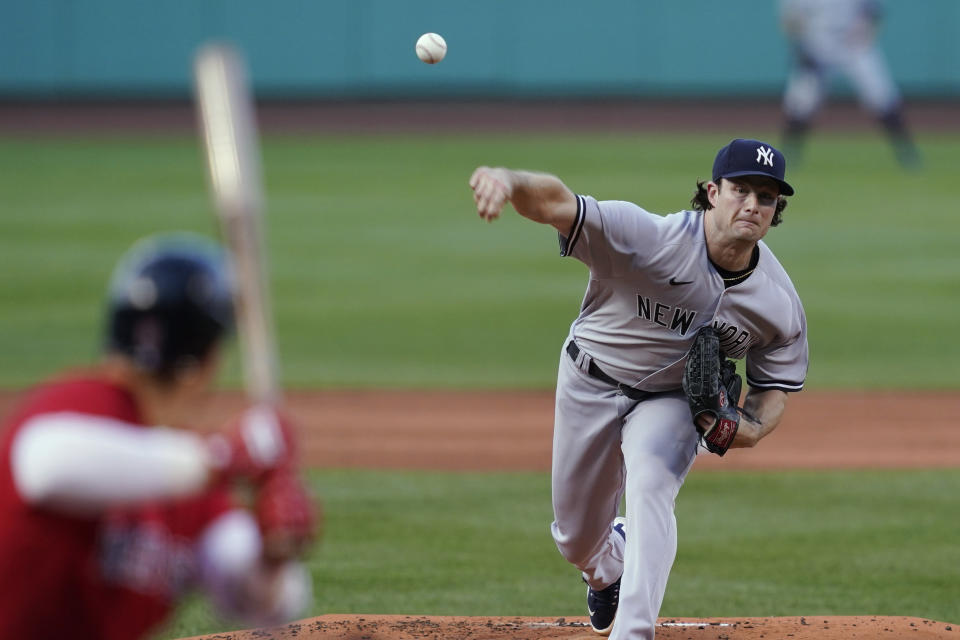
[712, 138, 795, 196]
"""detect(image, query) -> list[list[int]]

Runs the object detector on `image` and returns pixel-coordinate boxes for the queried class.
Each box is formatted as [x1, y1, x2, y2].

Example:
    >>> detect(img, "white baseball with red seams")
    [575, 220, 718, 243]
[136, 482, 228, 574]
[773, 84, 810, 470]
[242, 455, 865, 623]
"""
[415, 33, 447, 64]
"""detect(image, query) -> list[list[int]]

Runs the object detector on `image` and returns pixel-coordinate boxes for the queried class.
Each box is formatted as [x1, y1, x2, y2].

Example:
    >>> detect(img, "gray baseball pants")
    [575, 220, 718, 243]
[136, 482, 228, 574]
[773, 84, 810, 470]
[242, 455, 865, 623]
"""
[551, 339, 699, 639]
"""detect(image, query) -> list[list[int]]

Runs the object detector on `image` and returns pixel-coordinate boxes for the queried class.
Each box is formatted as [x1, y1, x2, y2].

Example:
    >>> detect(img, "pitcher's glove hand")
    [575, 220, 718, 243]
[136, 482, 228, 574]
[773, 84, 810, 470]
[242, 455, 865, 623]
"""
[682, 326, 742, 456]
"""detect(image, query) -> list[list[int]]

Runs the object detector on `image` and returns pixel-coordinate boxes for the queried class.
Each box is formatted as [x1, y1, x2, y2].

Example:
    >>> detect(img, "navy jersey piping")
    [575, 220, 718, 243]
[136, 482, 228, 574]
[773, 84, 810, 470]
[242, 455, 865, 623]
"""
[746, 375, 804, 392]
[559, 194, 587, 257]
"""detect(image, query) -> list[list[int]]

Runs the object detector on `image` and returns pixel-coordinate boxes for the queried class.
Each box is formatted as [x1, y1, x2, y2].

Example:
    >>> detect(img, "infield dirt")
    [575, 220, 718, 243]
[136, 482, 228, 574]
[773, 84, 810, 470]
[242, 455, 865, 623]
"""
[181, 614, 956, 640]
[200, 389, 959, 472]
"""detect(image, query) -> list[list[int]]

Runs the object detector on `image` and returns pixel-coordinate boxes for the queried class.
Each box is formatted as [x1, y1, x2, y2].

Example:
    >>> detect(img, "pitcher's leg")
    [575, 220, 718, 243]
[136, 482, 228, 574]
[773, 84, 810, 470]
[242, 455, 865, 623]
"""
[609, 395, 698, 640]
[550, 345, 627, 589]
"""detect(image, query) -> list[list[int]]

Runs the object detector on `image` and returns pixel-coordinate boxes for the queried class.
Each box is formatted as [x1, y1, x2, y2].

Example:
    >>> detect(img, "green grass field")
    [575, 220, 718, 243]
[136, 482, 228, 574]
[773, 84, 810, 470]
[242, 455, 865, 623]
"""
[156, 468, 960, 638]
[1, 132, 958, 389]
[1, 131, 957, 638]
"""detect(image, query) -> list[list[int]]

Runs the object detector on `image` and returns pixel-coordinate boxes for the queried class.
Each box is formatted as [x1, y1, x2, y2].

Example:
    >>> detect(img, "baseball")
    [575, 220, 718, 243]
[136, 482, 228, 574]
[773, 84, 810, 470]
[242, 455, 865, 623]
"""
[415, 32, 447, 64]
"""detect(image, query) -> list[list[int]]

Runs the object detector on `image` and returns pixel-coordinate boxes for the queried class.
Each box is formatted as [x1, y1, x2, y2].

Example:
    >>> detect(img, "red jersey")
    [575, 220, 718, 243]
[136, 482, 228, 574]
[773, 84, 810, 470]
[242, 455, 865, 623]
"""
[0, 375, 232, 640]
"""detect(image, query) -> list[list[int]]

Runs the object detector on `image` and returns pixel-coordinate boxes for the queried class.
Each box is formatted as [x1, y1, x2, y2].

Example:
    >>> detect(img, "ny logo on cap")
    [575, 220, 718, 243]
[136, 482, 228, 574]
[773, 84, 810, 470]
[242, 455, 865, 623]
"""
[756, 146, 774, 167]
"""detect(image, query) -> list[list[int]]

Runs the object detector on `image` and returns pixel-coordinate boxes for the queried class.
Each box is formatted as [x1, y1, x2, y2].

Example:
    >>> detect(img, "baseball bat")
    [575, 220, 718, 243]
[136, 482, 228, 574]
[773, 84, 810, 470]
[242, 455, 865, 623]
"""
[194, 43, 279, 407]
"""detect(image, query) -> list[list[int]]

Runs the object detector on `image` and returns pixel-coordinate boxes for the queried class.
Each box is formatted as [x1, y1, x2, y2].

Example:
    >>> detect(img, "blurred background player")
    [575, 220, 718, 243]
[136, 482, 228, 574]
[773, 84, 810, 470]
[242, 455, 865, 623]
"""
[0, 233, 316, 640]
[780, 0, 921, 168]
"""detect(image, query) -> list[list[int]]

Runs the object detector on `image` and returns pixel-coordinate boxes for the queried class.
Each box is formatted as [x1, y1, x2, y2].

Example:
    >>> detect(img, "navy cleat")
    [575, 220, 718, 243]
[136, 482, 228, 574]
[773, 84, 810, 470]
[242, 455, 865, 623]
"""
[587, 517, 626, 635]
[587, 578, 620, 635]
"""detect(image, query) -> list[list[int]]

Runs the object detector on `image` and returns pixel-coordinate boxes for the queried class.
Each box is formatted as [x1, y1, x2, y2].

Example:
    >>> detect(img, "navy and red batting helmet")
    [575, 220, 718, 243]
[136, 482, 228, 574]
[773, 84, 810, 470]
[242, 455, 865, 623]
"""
[105, 232, 234, 380]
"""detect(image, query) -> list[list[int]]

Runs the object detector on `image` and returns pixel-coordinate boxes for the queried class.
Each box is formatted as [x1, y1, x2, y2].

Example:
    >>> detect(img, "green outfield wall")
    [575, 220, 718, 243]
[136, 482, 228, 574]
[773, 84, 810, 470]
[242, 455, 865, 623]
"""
[2, 0, 959, 98]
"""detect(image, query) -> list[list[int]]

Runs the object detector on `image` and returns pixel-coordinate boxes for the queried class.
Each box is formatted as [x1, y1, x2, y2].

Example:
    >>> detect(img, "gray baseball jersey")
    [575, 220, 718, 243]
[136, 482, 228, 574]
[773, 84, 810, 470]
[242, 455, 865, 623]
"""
[549, 194, 807, 639]
[560, 194, 808, 393]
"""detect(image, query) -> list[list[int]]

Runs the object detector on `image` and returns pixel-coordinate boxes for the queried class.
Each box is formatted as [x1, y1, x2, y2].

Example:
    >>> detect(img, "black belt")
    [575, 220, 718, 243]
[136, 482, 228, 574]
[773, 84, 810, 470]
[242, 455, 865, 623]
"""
[566, 341, 656, 402]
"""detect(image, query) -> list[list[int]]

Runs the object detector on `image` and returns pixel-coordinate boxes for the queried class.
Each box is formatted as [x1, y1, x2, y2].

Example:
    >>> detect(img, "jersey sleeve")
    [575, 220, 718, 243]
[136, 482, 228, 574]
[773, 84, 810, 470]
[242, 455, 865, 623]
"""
[198, 510, 311, 627]
[11, 412, 212, 512]
[745, 298, 809, 392]
[559, 195, 662, 278]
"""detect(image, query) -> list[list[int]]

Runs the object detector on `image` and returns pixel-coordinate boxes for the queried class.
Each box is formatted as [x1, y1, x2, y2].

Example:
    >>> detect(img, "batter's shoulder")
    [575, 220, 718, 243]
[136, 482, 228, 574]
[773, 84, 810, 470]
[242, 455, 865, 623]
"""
[6, 374, 140, 428]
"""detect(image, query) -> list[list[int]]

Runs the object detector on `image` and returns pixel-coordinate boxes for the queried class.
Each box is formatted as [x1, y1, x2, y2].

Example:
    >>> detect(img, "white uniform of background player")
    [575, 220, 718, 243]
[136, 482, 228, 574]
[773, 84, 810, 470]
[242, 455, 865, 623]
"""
[470, 139, 808, 639]
[780, 0, 920, 167]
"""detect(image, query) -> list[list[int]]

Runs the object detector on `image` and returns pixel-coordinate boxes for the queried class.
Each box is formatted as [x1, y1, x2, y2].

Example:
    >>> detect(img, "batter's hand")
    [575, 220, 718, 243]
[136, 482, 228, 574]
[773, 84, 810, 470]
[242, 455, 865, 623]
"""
[469, 166, 513, 222]
[255, 467, 319, 563]
[209, 405, 297, 482]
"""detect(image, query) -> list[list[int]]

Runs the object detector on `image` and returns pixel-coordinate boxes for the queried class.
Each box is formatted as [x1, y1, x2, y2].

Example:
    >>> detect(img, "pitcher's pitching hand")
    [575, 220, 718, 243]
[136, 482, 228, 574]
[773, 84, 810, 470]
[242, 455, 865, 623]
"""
[470, 166, 514, 222]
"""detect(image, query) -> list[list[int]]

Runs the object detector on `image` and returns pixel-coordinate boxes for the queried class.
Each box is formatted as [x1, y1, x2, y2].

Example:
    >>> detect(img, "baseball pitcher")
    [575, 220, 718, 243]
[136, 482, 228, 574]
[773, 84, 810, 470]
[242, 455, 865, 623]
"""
[469, 139, 808, 639]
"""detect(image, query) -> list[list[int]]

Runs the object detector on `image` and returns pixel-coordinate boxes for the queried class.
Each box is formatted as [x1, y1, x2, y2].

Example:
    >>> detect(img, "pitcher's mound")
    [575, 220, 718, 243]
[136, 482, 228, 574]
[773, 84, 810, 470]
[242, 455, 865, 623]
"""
[185, 614, 956, 639]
